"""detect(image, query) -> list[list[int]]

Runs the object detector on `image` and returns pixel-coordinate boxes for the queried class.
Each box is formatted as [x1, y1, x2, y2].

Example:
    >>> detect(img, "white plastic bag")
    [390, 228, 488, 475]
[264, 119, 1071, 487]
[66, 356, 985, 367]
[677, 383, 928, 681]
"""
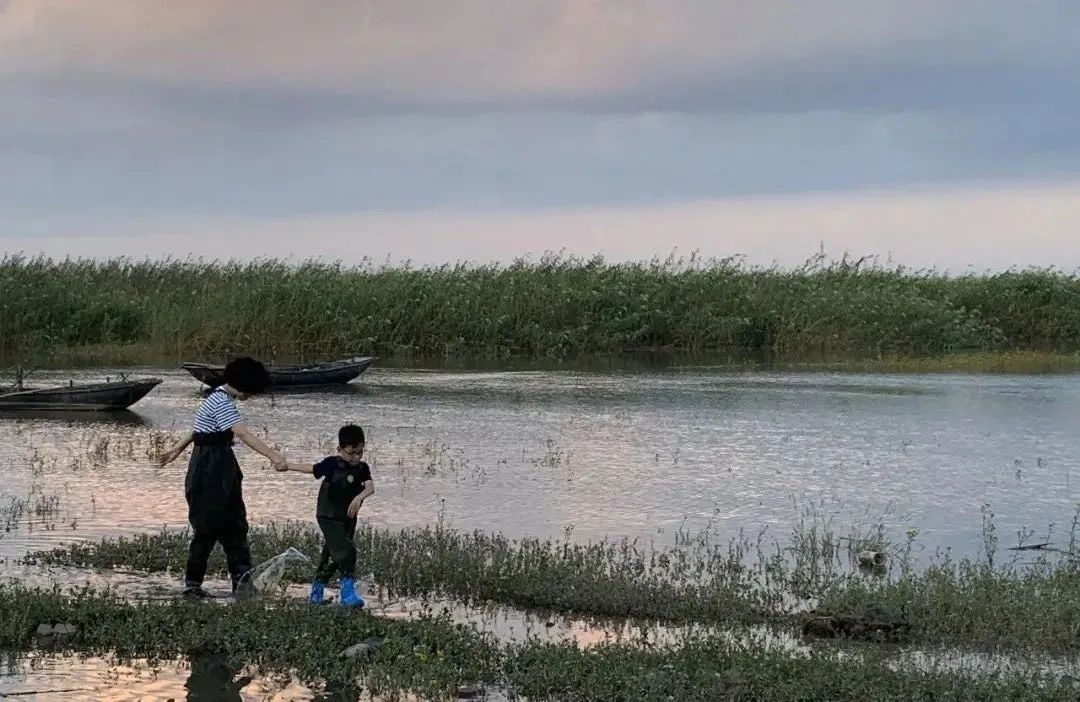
[250, 547, 312, 593]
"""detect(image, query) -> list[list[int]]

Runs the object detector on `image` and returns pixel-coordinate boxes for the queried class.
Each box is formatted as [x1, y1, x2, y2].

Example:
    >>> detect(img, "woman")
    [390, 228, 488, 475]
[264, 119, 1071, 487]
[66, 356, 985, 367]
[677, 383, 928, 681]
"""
[160, 356, 287, 599]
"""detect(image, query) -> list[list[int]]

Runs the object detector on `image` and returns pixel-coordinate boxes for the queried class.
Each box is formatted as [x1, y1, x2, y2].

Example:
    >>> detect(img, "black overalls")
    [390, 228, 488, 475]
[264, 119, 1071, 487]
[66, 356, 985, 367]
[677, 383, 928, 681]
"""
[313, 458, 369, 583]
[184, 429, 252, 590]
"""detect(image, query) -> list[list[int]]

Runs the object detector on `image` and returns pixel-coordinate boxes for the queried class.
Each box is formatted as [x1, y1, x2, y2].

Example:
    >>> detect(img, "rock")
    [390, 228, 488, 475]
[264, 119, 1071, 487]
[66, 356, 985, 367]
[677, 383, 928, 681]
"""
[34, 621, 76, 647]
[457, 685, 484, 699]
[35, 621, 76, 637]
[857, 550, 886, 569]
[801, 617, 838, 639]
[338, 637, 383, 659]
[339, 643, 371, 659]
[801, 605, 907, 642]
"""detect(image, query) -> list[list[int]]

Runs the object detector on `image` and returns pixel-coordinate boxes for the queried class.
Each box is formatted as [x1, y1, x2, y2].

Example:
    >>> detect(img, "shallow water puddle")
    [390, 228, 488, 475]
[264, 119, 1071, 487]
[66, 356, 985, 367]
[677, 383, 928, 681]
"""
[0, 654, 316, 701]
[0, 654, 510, 701]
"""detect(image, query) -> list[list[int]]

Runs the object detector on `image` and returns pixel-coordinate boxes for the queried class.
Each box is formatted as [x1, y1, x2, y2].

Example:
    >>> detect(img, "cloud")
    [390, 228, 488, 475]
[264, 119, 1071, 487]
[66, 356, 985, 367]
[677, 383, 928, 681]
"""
[6, 182, 1080, 272]
[2, 1, 1078, 113]
[3, 108, 1077, 219]
[1, 1, 1079, 229]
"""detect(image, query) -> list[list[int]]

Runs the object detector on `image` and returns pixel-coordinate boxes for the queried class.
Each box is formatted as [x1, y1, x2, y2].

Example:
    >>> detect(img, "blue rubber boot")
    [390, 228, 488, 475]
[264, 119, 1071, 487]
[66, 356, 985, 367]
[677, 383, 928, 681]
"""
[339, 577, 365, 608]
[308, 580, 325, 605]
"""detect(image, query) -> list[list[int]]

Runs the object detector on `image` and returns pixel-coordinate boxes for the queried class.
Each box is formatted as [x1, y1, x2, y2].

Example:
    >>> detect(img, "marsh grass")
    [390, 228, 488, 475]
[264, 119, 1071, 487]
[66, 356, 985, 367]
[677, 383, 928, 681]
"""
[0, 585, 1076, 701]
[7, 253, 1080, 363]
[24, 522, 781, 626]
[774, 350, 1080, 373]
[812, 559, 1080, 652]
[0, 481, 66, 534]
[502, 638, 1080, 701]
[26, 511, 1080, 653]
[0, 585, 499, 701]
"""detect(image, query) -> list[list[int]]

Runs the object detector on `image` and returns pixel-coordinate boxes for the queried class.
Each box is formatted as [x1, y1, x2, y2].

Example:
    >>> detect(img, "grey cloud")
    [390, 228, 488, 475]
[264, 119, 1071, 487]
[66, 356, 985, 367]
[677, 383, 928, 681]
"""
[2, 0, 1080, 226]
[3, 1, 1079, 114]
[3, 108, 1077, 222]
[4, 1, 1079, 124]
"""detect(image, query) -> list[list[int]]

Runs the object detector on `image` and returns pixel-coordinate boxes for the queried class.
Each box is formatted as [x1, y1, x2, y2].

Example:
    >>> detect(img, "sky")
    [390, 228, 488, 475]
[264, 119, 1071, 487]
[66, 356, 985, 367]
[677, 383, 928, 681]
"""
[1, 1, 1079, 270]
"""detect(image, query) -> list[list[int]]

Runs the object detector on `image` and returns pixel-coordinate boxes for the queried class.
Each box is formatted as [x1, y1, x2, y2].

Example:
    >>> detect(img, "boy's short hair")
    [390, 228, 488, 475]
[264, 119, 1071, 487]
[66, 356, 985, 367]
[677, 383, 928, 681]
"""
[338, 424, 365, 447]
[223, 356, 272, 395]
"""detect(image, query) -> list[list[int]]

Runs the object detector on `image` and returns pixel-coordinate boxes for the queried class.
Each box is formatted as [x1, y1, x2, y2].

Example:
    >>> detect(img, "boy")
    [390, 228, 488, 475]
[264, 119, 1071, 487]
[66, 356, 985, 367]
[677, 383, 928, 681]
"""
[159, 356, 287, 599]
[280, 423, 374, 607]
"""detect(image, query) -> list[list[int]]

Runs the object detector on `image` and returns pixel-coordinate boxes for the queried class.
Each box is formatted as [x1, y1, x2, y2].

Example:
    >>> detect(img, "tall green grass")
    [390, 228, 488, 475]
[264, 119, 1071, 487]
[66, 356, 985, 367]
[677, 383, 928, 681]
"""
[4, 253, 1080, 361]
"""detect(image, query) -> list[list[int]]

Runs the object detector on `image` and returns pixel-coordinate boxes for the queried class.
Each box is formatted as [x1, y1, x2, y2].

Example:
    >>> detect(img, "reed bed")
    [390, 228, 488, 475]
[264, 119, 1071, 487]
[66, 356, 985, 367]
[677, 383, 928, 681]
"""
[5, 253, 1080, 362]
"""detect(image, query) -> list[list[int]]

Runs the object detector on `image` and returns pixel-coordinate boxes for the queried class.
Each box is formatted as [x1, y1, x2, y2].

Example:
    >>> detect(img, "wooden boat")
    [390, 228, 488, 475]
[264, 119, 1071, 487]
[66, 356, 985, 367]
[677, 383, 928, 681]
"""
[181, 356, 377, 388]
[0, 378, 162, 411]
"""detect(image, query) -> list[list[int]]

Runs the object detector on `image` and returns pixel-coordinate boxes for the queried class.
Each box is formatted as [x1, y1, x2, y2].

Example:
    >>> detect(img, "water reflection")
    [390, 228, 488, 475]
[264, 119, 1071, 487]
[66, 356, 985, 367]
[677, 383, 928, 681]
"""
[0, 409, 150, 426]
[0, 654, 320, 700]
[200, 384, 375, 402]
[0, 634, 1075, 700]
[185, 653, 252, 701]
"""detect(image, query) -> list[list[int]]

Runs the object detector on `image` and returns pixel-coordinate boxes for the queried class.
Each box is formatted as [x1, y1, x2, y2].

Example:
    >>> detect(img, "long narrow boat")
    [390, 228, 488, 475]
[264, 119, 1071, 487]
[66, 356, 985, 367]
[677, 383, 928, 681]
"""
[181, 356, 377, 388]
[0, 378, 162, 411]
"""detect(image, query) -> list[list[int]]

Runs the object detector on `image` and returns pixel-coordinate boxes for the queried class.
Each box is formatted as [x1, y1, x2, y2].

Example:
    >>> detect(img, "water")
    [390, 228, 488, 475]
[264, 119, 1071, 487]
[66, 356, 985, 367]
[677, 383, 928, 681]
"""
[2, 364, 1080, 698]
[0, 654, 321, 701]
[2, 366, 1078, 561]
[0, 653, 488, 701]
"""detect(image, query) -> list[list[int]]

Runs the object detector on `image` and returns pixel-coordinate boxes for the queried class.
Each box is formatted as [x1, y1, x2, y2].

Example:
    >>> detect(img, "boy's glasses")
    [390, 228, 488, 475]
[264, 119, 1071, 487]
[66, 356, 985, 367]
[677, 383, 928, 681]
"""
[341, 446, 364, 456]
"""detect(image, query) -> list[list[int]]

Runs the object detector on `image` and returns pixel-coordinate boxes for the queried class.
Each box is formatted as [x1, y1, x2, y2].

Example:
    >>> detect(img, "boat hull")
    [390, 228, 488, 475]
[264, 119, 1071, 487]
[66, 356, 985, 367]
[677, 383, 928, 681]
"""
[0, 379, 162, 411]
[181, 357, 376, 388]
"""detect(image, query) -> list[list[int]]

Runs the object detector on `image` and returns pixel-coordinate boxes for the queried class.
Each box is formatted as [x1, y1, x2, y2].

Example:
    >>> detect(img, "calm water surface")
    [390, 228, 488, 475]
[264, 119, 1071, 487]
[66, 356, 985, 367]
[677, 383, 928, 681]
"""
[1, 365, 1079, 561]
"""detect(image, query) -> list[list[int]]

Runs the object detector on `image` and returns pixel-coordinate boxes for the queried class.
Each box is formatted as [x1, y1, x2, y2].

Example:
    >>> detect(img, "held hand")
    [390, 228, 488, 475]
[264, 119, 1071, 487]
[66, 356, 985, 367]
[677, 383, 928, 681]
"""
[158, 449, 179, 467]
[271, 453, 289, 472]
[347, 496, 365, 518]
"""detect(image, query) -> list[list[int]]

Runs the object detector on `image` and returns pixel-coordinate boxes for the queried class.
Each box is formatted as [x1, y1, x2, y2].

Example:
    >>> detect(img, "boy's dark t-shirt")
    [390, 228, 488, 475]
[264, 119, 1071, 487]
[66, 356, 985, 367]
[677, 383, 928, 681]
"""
[313, 457, 372, 521]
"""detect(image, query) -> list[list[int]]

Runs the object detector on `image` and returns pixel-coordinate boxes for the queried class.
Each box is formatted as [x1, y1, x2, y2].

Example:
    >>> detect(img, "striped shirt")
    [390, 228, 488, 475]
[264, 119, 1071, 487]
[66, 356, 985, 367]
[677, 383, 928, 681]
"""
[192, 388, 242, 433]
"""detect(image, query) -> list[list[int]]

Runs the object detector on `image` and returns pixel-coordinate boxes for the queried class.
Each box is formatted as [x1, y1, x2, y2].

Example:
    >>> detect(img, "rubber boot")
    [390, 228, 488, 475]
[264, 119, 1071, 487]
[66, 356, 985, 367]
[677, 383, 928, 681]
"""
[308, 580, 325, 605]
[183, 584, 210, 600]
[339, 577, 365, 608]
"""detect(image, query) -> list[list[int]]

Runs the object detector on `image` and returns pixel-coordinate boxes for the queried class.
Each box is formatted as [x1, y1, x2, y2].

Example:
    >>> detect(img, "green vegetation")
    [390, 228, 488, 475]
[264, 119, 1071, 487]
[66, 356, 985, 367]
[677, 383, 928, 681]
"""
[0, 584, 498, 700]
[501, 639, 1078, 702]
[5, 253, 1080, 363]
[1, 585, 1076, 701]
[26, 522, 780, 626]
[762, 350, 1080, 373]
[27, 517, 1080, 652]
